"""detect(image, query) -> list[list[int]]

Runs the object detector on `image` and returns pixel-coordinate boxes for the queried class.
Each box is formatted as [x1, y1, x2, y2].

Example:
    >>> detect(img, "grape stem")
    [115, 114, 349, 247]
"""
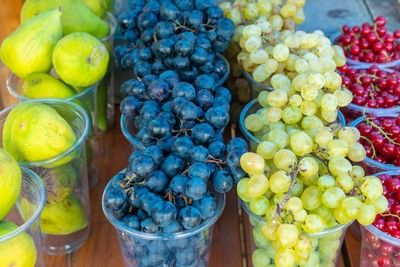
[311, 151, 333, 176]
[363, 112, 400, 146]
[360, 136, 376, 159]
[382, 213, 400, 221]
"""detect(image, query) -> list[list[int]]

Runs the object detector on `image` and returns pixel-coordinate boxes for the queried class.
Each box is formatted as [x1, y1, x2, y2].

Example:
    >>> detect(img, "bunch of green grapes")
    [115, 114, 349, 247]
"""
[238, 113, 386, 266]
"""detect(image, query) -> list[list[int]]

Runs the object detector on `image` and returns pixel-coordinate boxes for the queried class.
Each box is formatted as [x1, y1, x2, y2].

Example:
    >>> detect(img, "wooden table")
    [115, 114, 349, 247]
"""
[2, 0, 400, 266]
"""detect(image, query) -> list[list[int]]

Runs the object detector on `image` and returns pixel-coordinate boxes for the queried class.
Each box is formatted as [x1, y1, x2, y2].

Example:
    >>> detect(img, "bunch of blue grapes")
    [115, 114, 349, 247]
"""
[113, 0, 234, 82]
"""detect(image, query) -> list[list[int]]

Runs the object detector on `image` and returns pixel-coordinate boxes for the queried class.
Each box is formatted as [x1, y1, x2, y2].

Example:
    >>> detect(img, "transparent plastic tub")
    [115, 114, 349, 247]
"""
[349, 114, 400, 175]
[0, 167, 46, 267]
[239, 99, 346, 152]
[338, 66, 400, 123]
[331, 32, 400, 70]
[7, 73, 101, 188]
[120, 114, 146, 151]
[102, 169, 226, 267]
[241, 199, 352, 267]
[0, 99, 91, 255]
[242, 70, 274, 99]
[100, 12, 117, 131]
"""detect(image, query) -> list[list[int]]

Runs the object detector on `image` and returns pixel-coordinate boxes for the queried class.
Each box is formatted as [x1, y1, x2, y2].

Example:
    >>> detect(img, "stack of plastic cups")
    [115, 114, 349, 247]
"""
[0, 99, 91, 255]
[0, 167, 46, 267]
[102, 170, 226, 267]
[7, 73, 101, 188]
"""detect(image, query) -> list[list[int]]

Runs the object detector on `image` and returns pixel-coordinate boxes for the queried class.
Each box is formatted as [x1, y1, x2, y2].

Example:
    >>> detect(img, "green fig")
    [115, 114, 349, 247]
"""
[22, 73, 77, 99]
[0, 9, 62, 78]
[3, 102, 77, 163]
[53, 32, 109, 87]
[0, 222, 37, 267]
[32, 163, 78, 205]
[21, 0, 109, 39]
[39, 194, 88, 235]
[0, 149, 22, 220]
[82, 0, 108, 18]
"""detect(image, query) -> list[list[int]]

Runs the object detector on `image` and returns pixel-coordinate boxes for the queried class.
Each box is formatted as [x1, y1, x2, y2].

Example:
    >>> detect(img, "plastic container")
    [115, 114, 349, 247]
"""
[349, 114, 400, 175]
[338, 66, 400, 123]
[100, 12, 117, 131]
[7, 73, 101, 188]
[102, 169, 226, 267]
[214, 53, 230, 88]
[239, 99, 346, 152]
[241, 199, 351, 266]
[331, 32, 400, 70]
[0, 167, 46, 267]
[242, 70, 274, 99]
[0, 99, 91, 255]
[120, 114, 146, 151]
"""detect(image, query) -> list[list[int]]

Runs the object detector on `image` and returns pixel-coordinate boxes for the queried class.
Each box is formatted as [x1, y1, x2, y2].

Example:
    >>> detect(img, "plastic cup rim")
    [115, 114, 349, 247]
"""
[102, 169, 226, 240]
[101, 12, 117, 42]
[0, 167, 46, 243]
[0, 98, 90, 167]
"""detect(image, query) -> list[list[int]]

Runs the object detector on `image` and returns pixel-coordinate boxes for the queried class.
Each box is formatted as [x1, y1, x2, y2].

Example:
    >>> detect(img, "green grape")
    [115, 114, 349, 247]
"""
[311, 204, 332, 220]
[320, 94, 337, 112]
[274, 149, 297, 171]
[307, 73, 325, 89]
[237, 178, 252, 202]
[284, 35, 300, 48]
[250, 49, 269, 64]
[245, 36, 262, 52]
[333, 206, 352, 224]
[289, 0, 306, 8]
[294, 58, 309, 73]
[290, 94, 302, 107]
[328, 139, 348, 157]
[273, 193, 287, 205]
[320, 57, 337, 72]
[334, 88, 353, 107]
[348, 143, 366, 162]
[300, 251, 319, 267]
[240, 152, 265, 174]
[336, 173, 353, 192]
[264, 58, 279, 73]
[253, 64, 271, 82]
[308, 59, 324, 73]
[303, 214, 325, 233]
[328, 157, 352, 176]
[268, 90, 288, 107]
[243, 25, 262, 38]
[302, 116, 323, 130]
[324, 71, 342, 90]
[254, 225, 269, 249]
[340, 197, 362, 220]
[275, 248, 295, 267]
[360, 176, 383, 200]
[301, 84, 318, 101]
[291, 179, 304, 197]
[285, 197, 303, 212]
[321, 109, 338, 123]
[301, 173, 318, 186]
[298, 157, 319, 178]
[258, 91, 270, 107]
[280, 4, 297, 17]
[268, 128, 289, 149]
[251, 196, 270, 215]
[350, 165, 365, 179]
[357, 204, 376, 225]
[332, 45, 346, 66]
[270, 122, 285, 131]
[269, 171, 291, 193]
[256, 19, 273, 34]
[279, 83, 295, 97]
[291, 74, 308, 92]
[317, 175, 335, 191]
[273, 43, 290, 62]
[245, 114, 263, 132]
[237, 51, 249, 64]
[300, 101, 317, 116]
[282, 106, 303, 124]
[227, 8, 242, 24]
[284, 54, 298, 71]
[257, 141, 277, 160]
[294, 209, 307, 222]
[246, 174, 270, 198]
[262, 220, 280, 240]
[289, 131, 313, 156]
[294, 235, 312, 253]
[338, 127, 360, 145]
[300, 34, 319, 49]
[257, 0, 272, 14]
[269, 15, 284, 30]
[315, 127, 333, 146]
[322, 187, 345, 208]
[265, 205, 278, 221]
[276, 224, 299, 248]
[252, 249, 270, 267]
[301, 186, 322, 210]
[366, 195, 388, 214]
[243, 3, 260, 20]
[271, 74, 291, 89]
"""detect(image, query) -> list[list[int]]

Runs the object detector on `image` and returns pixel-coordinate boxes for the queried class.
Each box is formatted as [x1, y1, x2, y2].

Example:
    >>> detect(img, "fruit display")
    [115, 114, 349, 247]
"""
[360, 172, 400, 267]
[0, 99, 91, 255]
[350, 114, 400, 172]
[335, 16, 400, 67]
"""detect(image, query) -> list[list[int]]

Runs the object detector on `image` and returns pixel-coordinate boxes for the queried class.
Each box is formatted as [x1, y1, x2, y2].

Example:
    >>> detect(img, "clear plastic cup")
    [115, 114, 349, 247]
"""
[242, 70, 274, 99]
[331, 32, 400, 70]
[100, 12, 117, 131]
[7, 73, 101, 188]
[102, 169, 226, 267]
[239, 99, 346, 152]
[214, 54, 230, 88]
[241, 199, 351, 266]
[0, 99, 91, 255]
[0, 167, 46, 267]
[349, 114, 400, 175]
[120, 114, 146, 151]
